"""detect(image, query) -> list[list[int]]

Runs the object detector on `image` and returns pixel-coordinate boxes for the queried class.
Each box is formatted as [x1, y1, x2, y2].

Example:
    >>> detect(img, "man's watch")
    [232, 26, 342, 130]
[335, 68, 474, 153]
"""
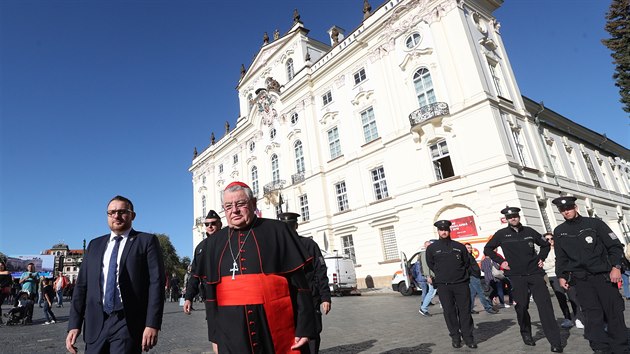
[614, 264, 623, 270]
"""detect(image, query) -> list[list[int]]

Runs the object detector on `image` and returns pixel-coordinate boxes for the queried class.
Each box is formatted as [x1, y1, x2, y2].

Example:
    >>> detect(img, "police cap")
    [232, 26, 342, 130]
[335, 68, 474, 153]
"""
[433, 220, 452, 231]
[277, 212, 300, 223]
[205, 210, 220, 220]
[500, 206, 521, 217]
[551, 196, 577, 209]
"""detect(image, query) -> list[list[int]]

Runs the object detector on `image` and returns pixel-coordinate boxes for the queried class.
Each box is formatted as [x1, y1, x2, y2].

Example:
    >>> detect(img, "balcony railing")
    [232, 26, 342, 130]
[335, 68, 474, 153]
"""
[263, 180, 286, 195]
[292, 172, 305, 184]
[409, 102, 450, 126]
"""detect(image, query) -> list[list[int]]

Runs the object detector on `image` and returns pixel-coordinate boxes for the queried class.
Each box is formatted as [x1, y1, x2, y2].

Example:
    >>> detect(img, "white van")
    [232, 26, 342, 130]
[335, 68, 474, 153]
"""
[323, 251, 358, 296]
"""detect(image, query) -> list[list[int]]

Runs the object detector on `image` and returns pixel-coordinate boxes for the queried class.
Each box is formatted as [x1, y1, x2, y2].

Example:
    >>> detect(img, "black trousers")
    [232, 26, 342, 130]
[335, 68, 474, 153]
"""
[548, 276, 583, 321]
[435, 282, 474, 343]
[308, 308, 323, 354]
[510, 274, 561, 347]
[574, 274, 628, 353]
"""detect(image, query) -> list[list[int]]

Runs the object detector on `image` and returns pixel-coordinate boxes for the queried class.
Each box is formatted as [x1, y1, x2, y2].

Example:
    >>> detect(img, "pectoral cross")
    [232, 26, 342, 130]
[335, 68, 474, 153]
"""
[230, 261, 239, 280]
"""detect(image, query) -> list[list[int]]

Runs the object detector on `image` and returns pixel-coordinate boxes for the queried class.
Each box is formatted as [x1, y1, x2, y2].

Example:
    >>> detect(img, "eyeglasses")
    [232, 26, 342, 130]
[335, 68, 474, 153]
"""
[107, 209, 132, 217]
[204, 221, 219, 227]
[506, 215, 520, 219]
[223, 200, 249, 212]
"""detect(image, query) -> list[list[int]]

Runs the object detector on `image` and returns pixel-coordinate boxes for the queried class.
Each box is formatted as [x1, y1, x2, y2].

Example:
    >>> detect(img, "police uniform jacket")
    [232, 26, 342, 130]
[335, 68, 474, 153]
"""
[299, 236, 332, 307]
[426, 238, 470, 284]
[484, 224, 549, 276]
[554, 215, 624, 278]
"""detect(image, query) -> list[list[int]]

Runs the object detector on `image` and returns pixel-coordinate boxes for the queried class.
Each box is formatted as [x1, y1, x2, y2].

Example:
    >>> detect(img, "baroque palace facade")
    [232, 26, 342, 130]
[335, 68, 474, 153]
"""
[189, 0, 630, 287]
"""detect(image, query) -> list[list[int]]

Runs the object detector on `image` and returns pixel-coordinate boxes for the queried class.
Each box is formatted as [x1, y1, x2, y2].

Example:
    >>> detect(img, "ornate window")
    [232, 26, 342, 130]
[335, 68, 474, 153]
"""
[271, 154, 280, 182]
[322, 90, 333, 106]
[360, 107, 379, 143]
[328, 127, 342, 159]
[371, 166, 389, 200]
[353, 68, 366, 85]
[299, 194, 310, 221]
[294, 140, 305, 173]
[380, 226, 399, 261]
[286, 58, 295, 81]
[290, 112, 299, 125]
[405, 32, 421, 49]
[251, 166, 259, 197]
[430, 140, 454, 180]
[413, 68, 436, 107]
[583, 153, 602, 188]
[335, 181, 349, 212]
[270, 127, 277, 140]
[341, 235, 356, 264]
[249, 140, 255, 152]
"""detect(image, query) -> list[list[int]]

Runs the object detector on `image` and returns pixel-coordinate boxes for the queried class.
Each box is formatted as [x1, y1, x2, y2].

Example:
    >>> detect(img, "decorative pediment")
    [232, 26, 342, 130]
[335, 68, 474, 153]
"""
[319, 111, 339, 125]
[264, 142, 280, 154]
[230, 170, 239, 178]
[197, 185, 207, 194]
[399, 49, 434, 71]
[216, 179, 225, 187]
[287, 128, 301, 141]
[246, 156, 257, 165]
[351, 90, 375, 106]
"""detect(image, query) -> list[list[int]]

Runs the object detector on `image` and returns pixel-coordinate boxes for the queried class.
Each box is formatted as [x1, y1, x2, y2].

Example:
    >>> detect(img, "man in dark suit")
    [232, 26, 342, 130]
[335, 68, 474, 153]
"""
[66, 195, 166, 354]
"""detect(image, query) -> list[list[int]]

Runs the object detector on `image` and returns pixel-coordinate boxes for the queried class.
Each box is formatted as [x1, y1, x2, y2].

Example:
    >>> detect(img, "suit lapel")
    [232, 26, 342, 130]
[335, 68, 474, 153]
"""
[119, 229, 137, 270]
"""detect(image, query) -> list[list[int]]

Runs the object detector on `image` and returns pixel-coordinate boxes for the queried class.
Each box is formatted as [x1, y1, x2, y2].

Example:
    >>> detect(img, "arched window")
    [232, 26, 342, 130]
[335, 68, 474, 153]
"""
[413, 68, 436, 107]
[271, 154, 280, 182]
[286, 58, 295, 81]
[251, 166, 259, 196]
[294, 140, 305, 173]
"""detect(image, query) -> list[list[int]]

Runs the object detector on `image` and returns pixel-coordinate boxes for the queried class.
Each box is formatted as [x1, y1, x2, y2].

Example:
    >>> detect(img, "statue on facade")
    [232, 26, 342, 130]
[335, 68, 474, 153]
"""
[240, 64, 246, 80]
[263, 32, 269, 45]
[293, 8, 301, 24]
[363, 0, 372, 19]
[331, 27, 340, 46]
[266, 77, 281, 93]
[193, 147, 198, 159]
[305, 51, 311, 62]
[273, 29, 280, 40]
[225, 121, 230, 134]
[211, 132, 216, 145]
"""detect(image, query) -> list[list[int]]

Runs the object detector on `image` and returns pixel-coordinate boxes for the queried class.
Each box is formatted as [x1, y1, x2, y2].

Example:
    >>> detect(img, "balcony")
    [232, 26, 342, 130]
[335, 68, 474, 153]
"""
[292, 172, 305, 184]
[263, 180, 285, 196]
[408, 102, 450, 127]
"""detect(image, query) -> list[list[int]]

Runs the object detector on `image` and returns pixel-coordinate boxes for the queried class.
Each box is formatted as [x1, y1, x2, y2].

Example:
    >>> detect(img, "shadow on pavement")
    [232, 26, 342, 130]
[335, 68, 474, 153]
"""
[380, 343, 435, 353]
[475, 318, 515, 343]
[320, 339, 377, 354]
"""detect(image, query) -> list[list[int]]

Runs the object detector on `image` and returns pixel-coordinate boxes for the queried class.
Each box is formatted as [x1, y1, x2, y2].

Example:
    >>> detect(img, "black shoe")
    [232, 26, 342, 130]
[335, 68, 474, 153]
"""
[522, 335, 535, 346]
[471, 310, 479, 314]
[452, 339, 462, 349]
[466, 343, 478, 349]
[486, 308, 499, 314]
[550, 345, 563, 353]
[419, 309, 432, 317]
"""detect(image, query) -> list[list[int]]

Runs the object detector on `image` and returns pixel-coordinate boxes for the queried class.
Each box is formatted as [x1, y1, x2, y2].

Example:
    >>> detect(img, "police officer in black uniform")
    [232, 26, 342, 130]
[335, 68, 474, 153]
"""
[484, 206, 562, 353]
[426, 220, 477, 349]
[552, 196, 628, 354]
[278, 212, 332, 354]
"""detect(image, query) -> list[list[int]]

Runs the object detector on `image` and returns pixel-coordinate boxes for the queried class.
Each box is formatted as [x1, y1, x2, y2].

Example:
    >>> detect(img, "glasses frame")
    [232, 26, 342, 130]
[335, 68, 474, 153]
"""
[107, 209, 133, 217]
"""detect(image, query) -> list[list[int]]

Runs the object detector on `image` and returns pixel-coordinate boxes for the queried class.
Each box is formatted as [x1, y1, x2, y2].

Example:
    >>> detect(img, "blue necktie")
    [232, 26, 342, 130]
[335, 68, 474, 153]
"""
[104, 236, 122, 314]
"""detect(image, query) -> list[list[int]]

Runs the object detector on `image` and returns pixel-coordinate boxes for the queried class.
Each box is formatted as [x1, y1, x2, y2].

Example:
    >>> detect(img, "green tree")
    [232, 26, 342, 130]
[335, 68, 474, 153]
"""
[156, 233, 184, 279]
[602, 0, 630, 113]
[181, 256, 191, 270]
[0, 251, 7, 263]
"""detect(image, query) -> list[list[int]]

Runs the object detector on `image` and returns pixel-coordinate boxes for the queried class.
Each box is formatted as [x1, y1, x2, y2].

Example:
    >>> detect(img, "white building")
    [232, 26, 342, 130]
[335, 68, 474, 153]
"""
[189, 0, 630, 288]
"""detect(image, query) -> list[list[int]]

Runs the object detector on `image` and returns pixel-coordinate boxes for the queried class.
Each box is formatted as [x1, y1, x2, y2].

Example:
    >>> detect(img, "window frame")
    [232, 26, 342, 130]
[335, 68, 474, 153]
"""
[322, 91, 333, 106]
[294, 140, 305, 173]
[371, 166, 389, 200]
[413, 68, 436, 107]
[360, 106, 379, 143]
[353, 68, 367, 85]
[327, 126, 342, 159]
[405, 32, 422, 49]
[335, 181, 349, 212]
[286, 58, 295, 81]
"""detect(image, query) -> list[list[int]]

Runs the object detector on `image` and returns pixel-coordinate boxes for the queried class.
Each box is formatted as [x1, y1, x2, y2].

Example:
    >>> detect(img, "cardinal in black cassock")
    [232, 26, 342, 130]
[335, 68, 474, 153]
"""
[193, 181, 315, 353]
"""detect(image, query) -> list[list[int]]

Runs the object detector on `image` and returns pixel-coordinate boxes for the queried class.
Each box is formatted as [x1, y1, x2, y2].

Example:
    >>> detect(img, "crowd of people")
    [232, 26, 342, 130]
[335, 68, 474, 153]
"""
[0, 261, 72, 326]
[2, 186, 629, 354]
[415, 196, 629, 353]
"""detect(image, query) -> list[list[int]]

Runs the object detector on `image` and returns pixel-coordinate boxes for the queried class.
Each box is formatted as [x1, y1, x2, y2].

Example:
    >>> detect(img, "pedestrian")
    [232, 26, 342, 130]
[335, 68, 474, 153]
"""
[552, 196, 629, 353]
[66, 195, 166, 354]
[41, 278, 58, 325]
[54, 271, 67, 307]
[484, 206, 562, 352]
[542, 232, 584, 329]
[0, 261, 12, 325]
[480, 255, 506, 307]
[278, 212, 332, 354]
[184, 209, 223, 354]
[418, 240, 437, 317]
[426, 220, 477, 349]
[192, 181, 315, 353]
[621, 243, 630, 301]
[18, 263, 40, 305]
[464, 243, 498, 314]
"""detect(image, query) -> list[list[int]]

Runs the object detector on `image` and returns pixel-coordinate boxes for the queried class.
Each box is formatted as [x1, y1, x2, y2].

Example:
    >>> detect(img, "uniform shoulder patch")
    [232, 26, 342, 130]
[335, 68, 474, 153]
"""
[609, 232, 618, 240]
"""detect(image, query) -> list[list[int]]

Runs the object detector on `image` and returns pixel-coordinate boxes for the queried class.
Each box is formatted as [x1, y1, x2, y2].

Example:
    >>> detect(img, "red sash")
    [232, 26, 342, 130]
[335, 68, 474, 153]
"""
[216, 274, 299, 354]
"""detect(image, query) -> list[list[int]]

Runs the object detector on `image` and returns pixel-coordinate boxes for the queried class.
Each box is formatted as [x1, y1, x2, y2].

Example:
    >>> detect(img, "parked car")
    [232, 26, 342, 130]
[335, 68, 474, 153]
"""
[391, 251, 423, 296]
[323, 251, 359, 296]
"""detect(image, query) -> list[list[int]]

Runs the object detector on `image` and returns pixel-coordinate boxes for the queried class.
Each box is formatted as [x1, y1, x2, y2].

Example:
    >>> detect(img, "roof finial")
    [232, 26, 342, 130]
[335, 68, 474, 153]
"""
[211, 132, 215, 145]
[273, 29, 280, 40]
[363, 0, 372, 19]
[240, 64, 246, 79]
[263, 32, 269, 45]
[193, 147, 198, 159]
[293, 8, 301, 24]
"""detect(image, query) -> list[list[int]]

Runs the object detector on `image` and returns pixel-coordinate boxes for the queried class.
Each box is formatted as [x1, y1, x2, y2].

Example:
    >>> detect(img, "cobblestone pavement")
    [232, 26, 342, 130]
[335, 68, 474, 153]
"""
[1, 290, 627, 353]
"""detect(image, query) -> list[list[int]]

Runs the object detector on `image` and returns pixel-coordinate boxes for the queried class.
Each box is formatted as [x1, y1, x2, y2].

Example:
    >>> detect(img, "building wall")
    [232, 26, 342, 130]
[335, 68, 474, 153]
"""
[189, 0, 630, 288]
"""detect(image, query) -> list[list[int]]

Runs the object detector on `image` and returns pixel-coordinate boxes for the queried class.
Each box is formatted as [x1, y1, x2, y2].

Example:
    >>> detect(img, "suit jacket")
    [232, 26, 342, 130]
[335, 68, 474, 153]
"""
[68, 229, 166, 344]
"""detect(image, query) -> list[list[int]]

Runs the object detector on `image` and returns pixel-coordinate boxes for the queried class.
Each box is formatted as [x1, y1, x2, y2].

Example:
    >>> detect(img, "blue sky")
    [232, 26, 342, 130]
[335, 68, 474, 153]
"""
[1, 0, 627, 259]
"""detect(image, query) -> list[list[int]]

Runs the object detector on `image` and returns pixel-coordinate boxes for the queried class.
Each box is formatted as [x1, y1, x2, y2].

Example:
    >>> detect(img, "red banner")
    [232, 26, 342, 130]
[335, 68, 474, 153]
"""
[449, 216, 478, 239]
